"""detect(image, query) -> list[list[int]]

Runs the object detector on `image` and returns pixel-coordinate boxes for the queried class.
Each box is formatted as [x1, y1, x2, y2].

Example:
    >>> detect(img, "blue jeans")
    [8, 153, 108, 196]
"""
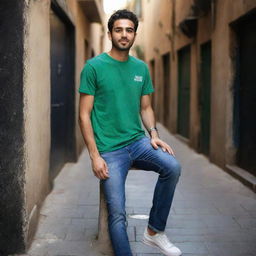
[100, 136, 181, 256]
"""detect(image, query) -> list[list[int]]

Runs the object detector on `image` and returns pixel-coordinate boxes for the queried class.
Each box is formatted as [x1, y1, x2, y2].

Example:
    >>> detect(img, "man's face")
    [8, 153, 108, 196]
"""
[108, 19, 137, 51]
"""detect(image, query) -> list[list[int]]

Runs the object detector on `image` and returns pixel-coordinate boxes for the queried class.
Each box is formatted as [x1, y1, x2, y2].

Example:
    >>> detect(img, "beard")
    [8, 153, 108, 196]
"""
[112, 38, 135, 51]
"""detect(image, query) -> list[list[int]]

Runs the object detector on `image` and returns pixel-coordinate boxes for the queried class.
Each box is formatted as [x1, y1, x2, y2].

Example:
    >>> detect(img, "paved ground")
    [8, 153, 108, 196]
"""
[19, 124, 256, 256]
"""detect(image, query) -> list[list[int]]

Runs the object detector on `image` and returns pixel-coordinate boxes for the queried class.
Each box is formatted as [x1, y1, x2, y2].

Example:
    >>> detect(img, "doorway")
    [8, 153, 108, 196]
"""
[177, 46, 191, 139]
[150, 59, 156, 110]
[199, 41, 211, 155]
[50, 2, 75, 179]
[233, 11, 256, 175]
[162, 53, 171, 127]
[84, 39, 89, 61]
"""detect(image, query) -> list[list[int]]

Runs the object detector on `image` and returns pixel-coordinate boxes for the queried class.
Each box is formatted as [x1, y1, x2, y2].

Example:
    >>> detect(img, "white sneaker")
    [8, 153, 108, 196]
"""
[142, 228, 182, 256]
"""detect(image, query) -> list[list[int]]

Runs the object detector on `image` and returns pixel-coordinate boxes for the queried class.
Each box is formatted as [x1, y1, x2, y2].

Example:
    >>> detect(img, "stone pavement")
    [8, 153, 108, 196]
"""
[19, 123, 256, 256]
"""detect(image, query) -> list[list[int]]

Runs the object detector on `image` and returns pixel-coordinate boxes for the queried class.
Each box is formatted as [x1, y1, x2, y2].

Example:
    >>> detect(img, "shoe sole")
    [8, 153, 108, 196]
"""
[142, 237, 182, 256]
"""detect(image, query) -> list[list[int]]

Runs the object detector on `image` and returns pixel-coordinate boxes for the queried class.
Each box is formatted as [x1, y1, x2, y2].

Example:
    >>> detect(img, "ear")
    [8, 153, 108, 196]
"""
[107, 31, 112, 41]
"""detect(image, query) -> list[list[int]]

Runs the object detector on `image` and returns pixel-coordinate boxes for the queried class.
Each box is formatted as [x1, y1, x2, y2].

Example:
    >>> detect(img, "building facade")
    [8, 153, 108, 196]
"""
[134, 0, 256, 189]
[0, 0, 104, 254]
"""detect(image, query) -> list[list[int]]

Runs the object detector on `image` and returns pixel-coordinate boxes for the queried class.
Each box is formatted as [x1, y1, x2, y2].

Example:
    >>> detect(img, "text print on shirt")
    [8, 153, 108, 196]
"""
[134, 75, 143, 82]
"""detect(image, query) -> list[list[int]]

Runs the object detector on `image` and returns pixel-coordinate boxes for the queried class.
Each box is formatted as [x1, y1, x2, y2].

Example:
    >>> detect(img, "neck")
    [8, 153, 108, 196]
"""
[108, 48, 129, 62]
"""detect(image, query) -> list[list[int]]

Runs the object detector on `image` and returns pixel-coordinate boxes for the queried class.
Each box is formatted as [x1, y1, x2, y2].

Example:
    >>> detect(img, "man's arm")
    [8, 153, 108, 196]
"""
[79, 93, 109, 179]
[140, 94, 174, 155]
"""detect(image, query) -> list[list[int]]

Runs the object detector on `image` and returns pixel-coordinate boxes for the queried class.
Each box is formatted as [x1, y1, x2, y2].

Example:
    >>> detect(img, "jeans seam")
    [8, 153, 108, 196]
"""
[126, 148, 133, 168]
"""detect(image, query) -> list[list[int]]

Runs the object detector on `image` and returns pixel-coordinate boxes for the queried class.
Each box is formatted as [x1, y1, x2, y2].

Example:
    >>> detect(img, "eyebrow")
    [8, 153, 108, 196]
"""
[113, 26, 134, 30]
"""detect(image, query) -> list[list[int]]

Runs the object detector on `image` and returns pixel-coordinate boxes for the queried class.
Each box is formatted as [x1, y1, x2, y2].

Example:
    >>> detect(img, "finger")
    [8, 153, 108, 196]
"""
[100, 168, 108, 179]
[95, 172, 102, 180]
[104, 163, 109, 174]
[166, 147, 173, 155]
[93, 170, 99, 179]
[151, 141, 159, 149]
[103, 169, 109, 179]
[100, 166, 109, 178]
[102, 160, 109, 173]
[99, 167, 108, 179]
[168, 146, 175, 156]
[164, 144, 170, 153]
[163, 143, 173, 155]
[100, 173, 107, 180]
[102, 166, 109, 178]
[159, 142, 167, 152]
[97, 171, 104, 180]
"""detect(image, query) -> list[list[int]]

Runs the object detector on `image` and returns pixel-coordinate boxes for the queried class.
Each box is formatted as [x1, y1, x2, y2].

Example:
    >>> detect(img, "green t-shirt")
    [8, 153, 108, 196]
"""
[79, 52, 154, 153]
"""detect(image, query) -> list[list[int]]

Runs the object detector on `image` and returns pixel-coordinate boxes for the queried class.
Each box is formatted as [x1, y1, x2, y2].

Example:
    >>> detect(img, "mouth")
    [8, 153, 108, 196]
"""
[119, 40, 129, 43]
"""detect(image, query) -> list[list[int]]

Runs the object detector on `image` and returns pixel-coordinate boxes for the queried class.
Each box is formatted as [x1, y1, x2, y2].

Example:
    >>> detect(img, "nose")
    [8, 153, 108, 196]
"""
[121, 30, 127, 37]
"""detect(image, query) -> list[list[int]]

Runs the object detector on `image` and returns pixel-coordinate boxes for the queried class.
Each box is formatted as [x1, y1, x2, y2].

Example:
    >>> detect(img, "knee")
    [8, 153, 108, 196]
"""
[108, 209, 126, 226]
[173, 159, 182, 175]
[163, 158, 181, 179]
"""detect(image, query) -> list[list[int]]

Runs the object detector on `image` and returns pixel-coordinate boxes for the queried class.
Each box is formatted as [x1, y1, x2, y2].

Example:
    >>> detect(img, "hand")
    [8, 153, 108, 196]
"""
[91, 156, 109, 180]
[150, 138, 175, 156]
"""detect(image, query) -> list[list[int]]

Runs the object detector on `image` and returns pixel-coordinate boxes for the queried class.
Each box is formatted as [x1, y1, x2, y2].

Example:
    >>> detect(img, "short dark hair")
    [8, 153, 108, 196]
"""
[108, 9, 139, 33]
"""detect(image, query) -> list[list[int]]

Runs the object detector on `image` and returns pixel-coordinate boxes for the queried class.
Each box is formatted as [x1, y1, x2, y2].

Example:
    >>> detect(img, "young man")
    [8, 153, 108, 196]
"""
[79, 9, 182, 256]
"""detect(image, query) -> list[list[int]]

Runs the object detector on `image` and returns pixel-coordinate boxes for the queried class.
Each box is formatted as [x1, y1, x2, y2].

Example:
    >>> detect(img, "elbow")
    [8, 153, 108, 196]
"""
[78, 111, 82, 124]
[141, 105, 152, 114]
[78, 115, 82, 125]
[78, 112, 89, 125]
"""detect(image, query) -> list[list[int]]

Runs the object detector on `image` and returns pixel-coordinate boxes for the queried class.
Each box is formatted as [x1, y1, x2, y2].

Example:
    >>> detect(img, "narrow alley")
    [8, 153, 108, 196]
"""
[1, 0, 256, 255]
[18, 124, 256, 256]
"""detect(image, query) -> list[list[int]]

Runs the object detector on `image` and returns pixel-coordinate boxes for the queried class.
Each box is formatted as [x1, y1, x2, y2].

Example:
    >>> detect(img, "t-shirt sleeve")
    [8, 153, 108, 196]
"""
[79, 63, 97, 95]
[142, 64, 154, 95]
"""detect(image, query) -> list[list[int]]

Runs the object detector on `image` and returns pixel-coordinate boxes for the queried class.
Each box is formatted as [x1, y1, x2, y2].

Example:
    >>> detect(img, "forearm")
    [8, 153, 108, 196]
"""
[140, 107, 159, 139]
[79, 114, 100, 160]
